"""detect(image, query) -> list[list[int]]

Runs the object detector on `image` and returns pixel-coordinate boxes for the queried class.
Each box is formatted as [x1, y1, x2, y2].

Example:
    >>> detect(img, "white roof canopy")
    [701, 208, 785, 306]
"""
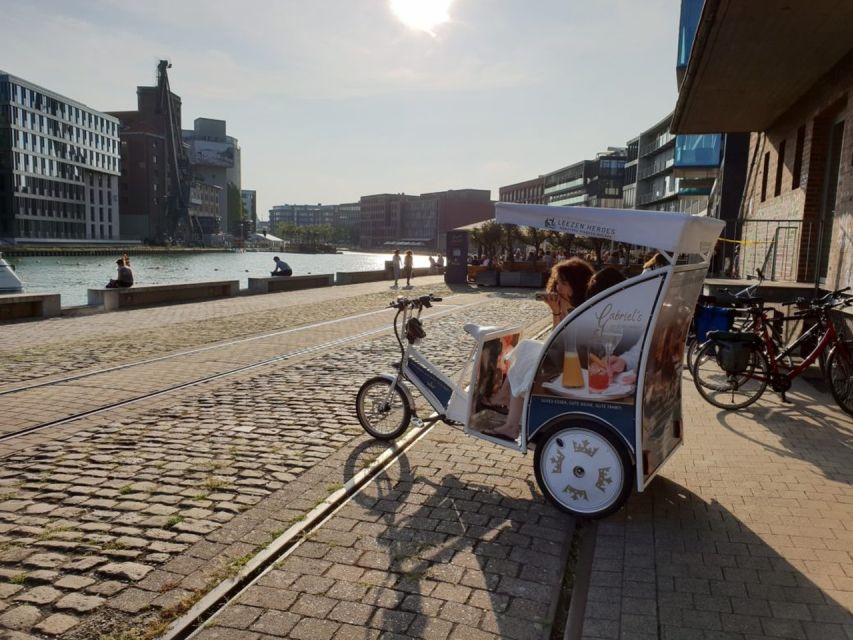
[494, 203, 725, 256]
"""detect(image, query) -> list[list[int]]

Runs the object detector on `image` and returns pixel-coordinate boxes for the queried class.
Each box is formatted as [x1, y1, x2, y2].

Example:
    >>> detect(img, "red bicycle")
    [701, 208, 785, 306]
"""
[693, 288, 853, 414]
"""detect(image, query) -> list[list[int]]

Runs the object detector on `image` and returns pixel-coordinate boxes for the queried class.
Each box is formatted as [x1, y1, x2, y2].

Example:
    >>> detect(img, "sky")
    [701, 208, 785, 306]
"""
[1, 0, 681, 220]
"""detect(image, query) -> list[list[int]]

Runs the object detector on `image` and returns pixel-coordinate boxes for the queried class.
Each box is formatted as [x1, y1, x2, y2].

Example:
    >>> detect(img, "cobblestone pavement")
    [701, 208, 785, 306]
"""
[0, 277, 455, 388]
[0, 283, 553, 639]
[0, 287, 477, 437]
[4, 279, 851, 640]
[581, 376, 853, 640]
[196, 422, 572, 640]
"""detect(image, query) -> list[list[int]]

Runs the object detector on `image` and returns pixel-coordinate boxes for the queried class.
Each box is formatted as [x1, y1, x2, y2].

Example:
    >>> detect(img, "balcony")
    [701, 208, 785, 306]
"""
[637, 157, 675, 181]
[544, 177, 584, 194]
[639, 134, 675, 158]
[636, 189, 677, 206]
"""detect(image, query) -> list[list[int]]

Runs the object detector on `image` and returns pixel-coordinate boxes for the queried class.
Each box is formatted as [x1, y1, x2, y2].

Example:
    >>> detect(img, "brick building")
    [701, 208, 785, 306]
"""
[672, 0, 853, 288]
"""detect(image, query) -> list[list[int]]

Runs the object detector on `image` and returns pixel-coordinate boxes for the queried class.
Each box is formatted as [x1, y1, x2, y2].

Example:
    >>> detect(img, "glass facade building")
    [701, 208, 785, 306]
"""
[0, 72, 121, 242]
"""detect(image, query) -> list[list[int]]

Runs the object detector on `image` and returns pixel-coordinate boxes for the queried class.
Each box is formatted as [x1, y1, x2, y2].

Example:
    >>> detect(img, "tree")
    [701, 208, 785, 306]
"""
[470, 221, 504, 259]
[501, 224, 519, 263]
[518, 226, 548, 257]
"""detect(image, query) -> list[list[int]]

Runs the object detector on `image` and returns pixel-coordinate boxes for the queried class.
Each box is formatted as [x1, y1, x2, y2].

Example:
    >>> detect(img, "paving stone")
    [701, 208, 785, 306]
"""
[0, 583, 23, 599]
[21, 552, 65, 569]
[33, 613, 79, 636]
[0, 604, 42, 630]
[54, 575, 96, 590]
[54, 593, 105, 613]
[97, 561, 154, 581]
[13, 585, 63, 605]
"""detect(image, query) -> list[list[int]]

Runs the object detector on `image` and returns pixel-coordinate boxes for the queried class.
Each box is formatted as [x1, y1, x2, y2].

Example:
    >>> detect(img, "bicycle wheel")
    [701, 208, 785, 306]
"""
[693, 341, 769, 409]
[533, 419, 633, 519]
[826, 342, 853, 418]
[686, 337, 707, 376]
[356, 377, 412, 440]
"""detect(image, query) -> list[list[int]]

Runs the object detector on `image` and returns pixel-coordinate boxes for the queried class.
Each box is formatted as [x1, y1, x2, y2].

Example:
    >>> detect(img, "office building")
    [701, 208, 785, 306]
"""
[545, 148, 626, 209]
[0, 71, 121, 243]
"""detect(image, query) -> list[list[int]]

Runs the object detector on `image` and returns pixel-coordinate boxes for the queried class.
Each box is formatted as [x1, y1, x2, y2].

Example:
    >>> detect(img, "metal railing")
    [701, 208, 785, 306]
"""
[708, 218, 815, 282]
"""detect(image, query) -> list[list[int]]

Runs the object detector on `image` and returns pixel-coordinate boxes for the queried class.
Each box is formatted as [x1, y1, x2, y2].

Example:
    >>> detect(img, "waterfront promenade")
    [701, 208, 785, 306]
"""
[0, 277, 850, 639]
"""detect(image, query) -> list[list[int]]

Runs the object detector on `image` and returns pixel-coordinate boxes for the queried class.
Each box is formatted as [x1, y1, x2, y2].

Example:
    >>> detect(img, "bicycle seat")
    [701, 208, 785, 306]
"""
[463, 323, 499, 340]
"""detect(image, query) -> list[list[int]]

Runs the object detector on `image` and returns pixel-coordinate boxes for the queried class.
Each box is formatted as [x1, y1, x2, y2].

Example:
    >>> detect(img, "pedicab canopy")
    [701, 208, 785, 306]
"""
[494, 202, 724, 257]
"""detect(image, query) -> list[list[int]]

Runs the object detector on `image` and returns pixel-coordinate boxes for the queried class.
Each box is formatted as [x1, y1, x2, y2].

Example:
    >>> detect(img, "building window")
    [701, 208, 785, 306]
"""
[792, 125, 805, 189]
[760, 151, 770, 202]
[774, 140, 786, 197]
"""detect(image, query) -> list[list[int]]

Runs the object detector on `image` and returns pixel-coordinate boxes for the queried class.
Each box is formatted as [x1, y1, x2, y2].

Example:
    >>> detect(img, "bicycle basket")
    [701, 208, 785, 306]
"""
[708, 331, 759, 374]
[405, 317, 426, 344]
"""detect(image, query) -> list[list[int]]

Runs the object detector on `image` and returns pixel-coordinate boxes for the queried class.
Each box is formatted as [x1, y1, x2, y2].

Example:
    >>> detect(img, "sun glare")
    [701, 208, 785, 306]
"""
[390, 0, 453, 36]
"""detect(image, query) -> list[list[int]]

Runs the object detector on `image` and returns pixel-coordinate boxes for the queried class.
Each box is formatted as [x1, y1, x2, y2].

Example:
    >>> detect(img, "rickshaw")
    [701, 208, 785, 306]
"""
[356, 203, 724, 518]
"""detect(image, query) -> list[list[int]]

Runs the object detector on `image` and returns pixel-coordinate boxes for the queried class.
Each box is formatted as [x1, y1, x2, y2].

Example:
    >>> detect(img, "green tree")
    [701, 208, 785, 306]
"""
[518, 226, 548, 257]
[470, 220, 504, 259]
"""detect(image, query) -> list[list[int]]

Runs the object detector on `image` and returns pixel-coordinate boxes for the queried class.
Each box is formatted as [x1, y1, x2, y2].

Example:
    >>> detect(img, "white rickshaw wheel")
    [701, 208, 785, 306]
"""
[533, 421, 633, 519]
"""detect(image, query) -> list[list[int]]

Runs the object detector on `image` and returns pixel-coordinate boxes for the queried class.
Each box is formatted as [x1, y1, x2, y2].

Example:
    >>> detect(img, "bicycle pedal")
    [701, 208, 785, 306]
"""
[410, 416, 424, 429]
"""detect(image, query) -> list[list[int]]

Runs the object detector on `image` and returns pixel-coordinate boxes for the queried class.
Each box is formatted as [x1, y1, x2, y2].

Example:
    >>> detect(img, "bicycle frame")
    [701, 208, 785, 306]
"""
[756, 306, 843, 385]
[386, 302, 473, 424]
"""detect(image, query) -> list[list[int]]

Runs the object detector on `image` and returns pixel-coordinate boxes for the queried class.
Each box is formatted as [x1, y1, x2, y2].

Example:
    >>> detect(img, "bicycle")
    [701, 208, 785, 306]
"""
[692, 287, 853, 414]
[356, 294, 509, 439]
[685, 269, 791, 376]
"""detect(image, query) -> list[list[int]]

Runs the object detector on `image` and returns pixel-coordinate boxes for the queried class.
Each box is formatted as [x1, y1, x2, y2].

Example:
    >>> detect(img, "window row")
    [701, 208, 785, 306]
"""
[7, 107, 119, 156]
[14, 151, 118, 178]
[14, 197, 86, 220]
[1, 81, 119, 136]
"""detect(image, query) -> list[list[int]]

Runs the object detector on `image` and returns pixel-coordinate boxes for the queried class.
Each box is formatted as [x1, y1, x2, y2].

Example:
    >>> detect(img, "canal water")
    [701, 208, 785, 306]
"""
[6, 250, 433, 308]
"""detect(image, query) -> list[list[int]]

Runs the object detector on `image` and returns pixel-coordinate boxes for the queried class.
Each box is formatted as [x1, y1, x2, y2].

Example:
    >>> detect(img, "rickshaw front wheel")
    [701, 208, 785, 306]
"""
[533, 420, 633, 519]
[356, 377, 412, 440]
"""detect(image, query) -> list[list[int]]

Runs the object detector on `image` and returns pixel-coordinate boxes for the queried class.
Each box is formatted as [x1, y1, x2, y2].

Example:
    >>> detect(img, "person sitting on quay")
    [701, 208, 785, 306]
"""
[106, 255, 133, 289]
[271, 256, 292, 276]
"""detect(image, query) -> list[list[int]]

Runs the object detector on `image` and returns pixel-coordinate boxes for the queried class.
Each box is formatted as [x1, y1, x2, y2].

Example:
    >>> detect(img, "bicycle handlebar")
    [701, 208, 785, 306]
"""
[388, 294, 442, 310]
[782, 287, 853, 310]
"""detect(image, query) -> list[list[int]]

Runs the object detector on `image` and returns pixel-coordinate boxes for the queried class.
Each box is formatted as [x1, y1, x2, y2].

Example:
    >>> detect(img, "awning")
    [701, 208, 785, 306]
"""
[494, 203, 724, 256]
[672, 0, 853, 133]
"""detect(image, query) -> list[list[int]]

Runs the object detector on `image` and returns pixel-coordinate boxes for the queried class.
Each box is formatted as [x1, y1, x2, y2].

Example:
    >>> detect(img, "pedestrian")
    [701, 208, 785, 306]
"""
[271, 256, 292, 276]
[404, 250, 414, 287]
[106, 256, 133, 288]
[391, 249, 402, 287]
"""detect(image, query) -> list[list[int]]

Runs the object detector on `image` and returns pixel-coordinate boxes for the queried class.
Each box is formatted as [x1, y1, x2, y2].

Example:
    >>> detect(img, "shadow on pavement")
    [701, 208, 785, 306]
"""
[338, 438, 571, 639]
[711, 378, 853, 486]
[627, 476, 853, 638]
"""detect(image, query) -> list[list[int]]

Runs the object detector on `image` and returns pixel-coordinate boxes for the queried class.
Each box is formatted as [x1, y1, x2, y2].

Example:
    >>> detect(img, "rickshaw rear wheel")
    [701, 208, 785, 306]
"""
[533, 420, 633, 519]
[356, 377, 412, 440]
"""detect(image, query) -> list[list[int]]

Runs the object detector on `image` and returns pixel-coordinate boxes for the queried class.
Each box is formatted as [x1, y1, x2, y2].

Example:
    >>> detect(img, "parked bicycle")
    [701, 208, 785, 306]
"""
[692, 287, 853, 414]
[685, 270, 791, 376]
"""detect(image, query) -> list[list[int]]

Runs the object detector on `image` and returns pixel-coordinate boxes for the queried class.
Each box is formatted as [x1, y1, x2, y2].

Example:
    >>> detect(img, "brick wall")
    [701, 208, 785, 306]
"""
[742, 51, 852, 288]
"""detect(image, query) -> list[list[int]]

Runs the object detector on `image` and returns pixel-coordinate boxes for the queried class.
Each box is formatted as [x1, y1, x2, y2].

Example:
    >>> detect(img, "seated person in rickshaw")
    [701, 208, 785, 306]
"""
[482, 257, 594, 440]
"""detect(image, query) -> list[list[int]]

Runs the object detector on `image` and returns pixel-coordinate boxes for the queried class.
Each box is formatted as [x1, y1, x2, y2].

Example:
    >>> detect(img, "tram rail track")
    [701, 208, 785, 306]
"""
[0, 301, 480, 444]
[160, 418, 436, 640]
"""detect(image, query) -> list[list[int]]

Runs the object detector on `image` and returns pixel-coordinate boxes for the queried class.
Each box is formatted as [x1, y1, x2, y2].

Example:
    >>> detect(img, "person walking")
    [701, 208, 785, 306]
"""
[391, 249, 402, 288]
[404, 250, 414, 287]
